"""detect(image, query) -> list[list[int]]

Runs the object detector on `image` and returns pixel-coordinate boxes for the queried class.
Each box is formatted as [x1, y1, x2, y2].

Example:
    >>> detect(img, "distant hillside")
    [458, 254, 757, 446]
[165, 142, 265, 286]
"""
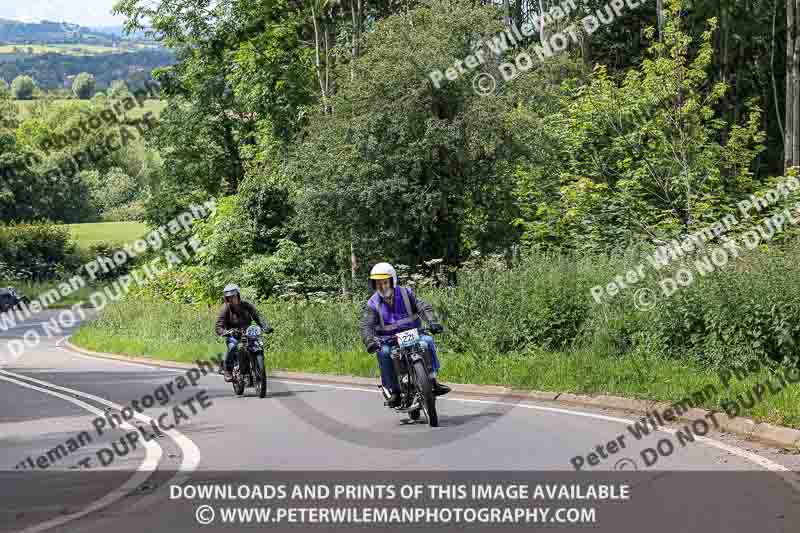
[89, 25, 152, 40]
[0, 18, 160, 48]
[0, 49, 174, 91]
[0, 18, 172, 91]
[0, 18, 120, 45]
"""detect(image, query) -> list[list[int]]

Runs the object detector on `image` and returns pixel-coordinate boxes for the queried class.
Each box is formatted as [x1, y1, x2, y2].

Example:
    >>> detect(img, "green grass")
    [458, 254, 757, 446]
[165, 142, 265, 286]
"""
[14, 99, 166, 120]
[71, 297, 800, 431]
[63, 221, 147, 248]
[0, 43, 155, 55]
[0, 279, 97, 308]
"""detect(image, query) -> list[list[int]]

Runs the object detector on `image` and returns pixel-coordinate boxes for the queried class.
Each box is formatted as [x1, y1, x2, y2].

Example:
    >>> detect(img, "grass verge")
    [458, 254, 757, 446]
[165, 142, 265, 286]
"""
[71, 298, 800, 431]
[62, 221, 147, 248]
[0, 279, 97, 307]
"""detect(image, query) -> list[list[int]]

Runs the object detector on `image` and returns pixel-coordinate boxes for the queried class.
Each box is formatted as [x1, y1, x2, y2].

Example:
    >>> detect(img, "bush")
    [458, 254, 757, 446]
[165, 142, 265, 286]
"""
[72, 73, 96, 100]
[92, 236, 800, 376]
[10, 76, 35, 100]
[0, 222, 80, 281]
[80, 240, 140, 281]
[109, 80, 129, 99]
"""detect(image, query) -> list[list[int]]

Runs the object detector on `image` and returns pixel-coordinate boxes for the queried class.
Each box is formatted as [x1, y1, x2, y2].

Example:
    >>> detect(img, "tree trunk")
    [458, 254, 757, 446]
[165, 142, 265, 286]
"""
[350, 0, 362, 82]
[221, 123, 242, 194]
[772, 0, 785, 145]
[582, 31, 592, 69]
[538, 0, 546, 45]
[349, 0, 363, 293]
[720, 2, 730, 135]
[656, 0, 664, 42]
[311, 2, 330, 114]
[793, 0, 800, 167]
[786, 0, 797, 170]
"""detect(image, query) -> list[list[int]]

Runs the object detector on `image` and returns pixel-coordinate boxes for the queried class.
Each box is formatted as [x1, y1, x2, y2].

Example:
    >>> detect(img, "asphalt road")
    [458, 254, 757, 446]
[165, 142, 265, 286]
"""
[2, 310, 800, 532]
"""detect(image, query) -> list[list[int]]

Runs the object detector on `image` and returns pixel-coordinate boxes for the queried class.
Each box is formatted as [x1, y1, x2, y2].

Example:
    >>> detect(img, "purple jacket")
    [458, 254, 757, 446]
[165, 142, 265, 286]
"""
[359, 286, 436, 347]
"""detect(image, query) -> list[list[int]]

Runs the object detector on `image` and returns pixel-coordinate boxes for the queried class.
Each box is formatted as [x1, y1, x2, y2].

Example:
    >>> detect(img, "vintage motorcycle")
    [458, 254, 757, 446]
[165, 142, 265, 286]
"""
[221, 326, 268, 398]
[0, 287, 29, 313]
[380, 327, 439, 427]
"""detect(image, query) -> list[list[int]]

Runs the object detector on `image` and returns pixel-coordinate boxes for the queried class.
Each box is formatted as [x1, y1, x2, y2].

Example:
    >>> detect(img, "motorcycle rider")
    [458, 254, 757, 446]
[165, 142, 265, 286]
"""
[215, 284, 273, 383]
[360, 262, 451, 408]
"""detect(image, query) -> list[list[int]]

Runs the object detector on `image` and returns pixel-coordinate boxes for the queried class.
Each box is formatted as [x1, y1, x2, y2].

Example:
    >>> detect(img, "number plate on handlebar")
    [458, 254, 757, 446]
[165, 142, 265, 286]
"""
[395, 328, 420, 348]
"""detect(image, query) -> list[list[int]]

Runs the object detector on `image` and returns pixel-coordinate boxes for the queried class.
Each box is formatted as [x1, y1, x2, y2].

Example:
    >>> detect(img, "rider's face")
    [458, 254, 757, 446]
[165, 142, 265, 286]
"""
[224, 294, 240, 306]
[375, 278, 393, 298]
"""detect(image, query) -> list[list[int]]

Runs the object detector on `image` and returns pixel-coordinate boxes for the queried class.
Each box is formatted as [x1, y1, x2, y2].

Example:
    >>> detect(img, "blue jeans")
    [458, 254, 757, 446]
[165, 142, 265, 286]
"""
[224, 337, 239, 371]
[377, 335, 440, 393]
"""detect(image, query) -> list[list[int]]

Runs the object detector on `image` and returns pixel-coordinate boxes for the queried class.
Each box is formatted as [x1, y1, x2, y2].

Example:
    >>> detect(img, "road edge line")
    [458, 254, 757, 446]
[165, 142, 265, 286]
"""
[63, 338, 800, 452]
[0, 371, 163, 533]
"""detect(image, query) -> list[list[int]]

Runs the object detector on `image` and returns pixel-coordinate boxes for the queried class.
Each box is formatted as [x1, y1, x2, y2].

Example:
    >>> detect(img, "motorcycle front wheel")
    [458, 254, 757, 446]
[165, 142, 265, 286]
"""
[254, 353, 267, 398]
[233, 368, 245, 396]
[413, 361, 438, 427]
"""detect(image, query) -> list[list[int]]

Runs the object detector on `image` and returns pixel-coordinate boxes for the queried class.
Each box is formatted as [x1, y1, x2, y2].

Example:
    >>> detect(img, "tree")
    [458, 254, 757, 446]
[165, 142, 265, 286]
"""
[109, 80, 129, 99]
[514, 2, 766, 251]
[72, 72, 96, 99]
[10, 76, 35, 100]
[291, 0, 519, 282]
[786, 0, 800, 170]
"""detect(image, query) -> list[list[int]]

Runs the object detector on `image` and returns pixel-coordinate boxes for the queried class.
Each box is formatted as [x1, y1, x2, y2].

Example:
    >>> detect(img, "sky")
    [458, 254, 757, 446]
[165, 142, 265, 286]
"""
[0, 0, 125, 28]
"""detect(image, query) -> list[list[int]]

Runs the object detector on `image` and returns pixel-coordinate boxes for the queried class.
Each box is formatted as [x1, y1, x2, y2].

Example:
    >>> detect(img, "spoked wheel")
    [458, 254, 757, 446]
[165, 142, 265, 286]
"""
[255, 354, 267, 398]
[413, 361, 438, 427]
[232, 368, 245, 396]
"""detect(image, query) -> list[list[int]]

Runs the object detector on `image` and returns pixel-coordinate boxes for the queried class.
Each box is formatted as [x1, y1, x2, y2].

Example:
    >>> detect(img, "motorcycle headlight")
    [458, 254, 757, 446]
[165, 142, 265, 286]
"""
[246, 325, 262, 337]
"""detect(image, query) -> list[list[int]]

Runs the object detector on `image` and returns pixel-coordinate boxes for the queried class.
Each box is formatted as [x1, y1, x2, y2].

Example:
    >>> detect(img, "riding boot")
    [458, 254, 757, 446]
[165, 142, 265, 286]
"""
[431, 379, 451, 396]
[386, 392, 401, 408]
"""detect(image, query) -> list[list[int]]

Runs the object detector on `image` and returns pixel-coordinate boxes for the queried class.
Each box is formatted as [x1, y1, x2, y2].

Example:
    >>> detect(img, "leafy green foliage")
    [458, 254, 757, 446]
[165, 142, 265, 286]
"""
[72, 72, 96, 99]
[109, 80, 130, 99]
[290, 0, 519, 281]
[514, 5, 765, 252]
[11, 75, 35, 100]
[0, 222, 80, 280]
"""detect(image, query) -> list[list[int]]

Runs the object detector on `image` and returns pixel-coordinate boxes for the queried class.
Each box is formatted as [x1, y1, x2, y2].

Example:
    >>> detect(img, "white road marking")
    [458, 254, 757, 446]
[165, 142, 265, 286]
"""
[59, 338, 800, 491]
[0, 360, 203, 533]
[0, 373, 162, 533]
[0, 368, 201, 472]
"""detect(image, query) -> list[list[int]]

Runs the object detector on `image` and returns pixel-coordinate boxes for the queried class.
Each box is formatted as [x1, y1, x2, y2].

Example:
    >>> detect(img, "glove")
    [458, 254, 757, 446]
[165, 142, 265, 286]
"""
[366, 341, 380, 354]
[429, 323, 443, 334]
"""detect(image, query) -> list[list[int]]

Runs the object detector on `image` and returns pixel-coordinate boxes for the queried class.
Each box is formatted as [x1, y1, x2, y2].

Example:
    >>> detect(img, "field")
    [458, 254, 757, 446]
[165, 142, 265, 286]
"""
[14, 98, 166, 120]
[63, 221, 148, 248]
[0, 43, 159, 55]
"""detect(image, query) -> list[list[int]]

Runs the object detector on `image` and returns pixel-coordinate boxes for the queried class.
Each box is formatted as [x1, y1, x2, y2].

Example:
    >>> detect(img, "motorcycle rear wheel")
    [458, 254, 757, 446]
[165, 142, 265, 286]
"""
[413, 361, 438, 427]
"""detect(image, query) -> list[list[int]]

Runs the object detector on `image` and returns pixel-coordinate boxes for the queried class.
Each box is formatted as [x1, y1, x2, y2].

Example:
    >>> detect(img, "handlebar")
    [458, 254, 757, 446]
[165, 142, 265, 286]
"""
[221, 326, 273, 338]
[383, 329, 432, 347]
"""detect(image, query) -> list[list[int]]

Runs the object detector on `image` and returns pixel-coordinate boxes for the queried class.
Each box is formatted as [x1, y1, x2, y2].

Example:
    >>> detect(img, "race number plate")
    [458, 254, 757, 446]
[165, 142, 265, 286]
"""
[396, 328, 420, 348]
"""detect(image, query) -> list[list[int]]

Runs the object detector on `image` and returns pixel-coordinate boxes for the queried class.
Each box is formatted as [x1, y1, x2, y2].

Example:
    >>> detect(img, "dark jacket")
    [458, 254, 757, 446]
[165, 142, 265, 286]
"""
[359, 286, 437, 350]
[215, 301, 269, 336]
